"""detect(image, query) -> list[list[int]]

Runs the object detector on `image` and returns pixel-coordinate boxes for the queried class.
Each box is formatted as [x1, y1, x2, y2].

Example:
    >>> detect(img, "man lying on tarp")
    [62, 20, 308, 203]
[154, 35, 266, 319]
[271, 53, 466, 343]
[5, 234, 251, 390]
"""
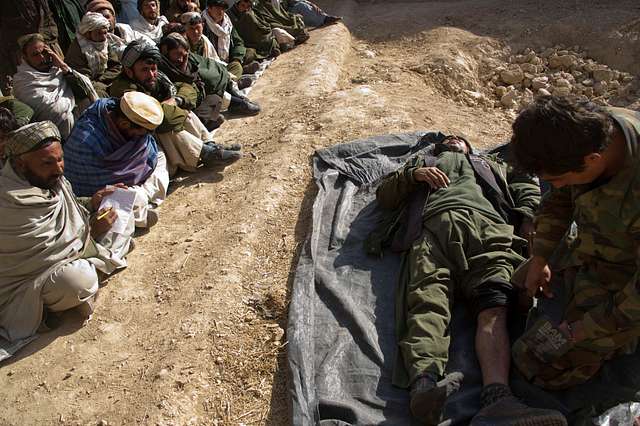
[370, 135, 567, 425]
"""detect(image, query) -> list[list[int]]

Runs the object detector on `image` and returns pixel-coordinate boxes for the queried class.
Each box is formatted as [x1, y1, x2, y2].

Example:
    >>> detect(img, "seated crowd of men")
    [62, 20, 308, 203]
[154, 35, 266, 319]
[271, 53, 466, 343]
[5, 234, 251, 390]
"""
[0, 0, 339, 355]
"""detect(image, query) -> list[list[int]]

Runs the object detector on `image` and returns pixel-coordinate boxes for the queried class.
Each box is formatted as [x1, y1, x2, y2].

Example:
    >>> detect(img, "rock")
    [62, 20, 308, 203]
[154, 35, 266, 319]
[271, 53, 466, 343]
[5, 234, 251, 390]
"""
[622, 74, 634, 83]
[557, 50, 569, 56]
[540, 48, 555, 58]
[583, 87, 594, 97]
[552, 86, 572, 97]
[593, 81, 607, 96]
[97, 420, 109, 426]
[609, 80, 621, 89]
[500, 68, 524, 85]
[571, 70, 584, 79]
[524, 51, 538, 63]
[581, 78, 594, 87]
[531, 76, 549, 90]
[538, 88, 552, 96]
[593, 67, 614, 82]
[520, 63, 538, 74]
[522, 88, 534, 105]
[582, 61, 597, 73]
[501, 90, 519, 108]
[363, 50, 376, 59]
[513, 54, 526, 63]
[495, 86, 507, 98]
[555, 78, 571, 88]
[549, 54, 578, 69]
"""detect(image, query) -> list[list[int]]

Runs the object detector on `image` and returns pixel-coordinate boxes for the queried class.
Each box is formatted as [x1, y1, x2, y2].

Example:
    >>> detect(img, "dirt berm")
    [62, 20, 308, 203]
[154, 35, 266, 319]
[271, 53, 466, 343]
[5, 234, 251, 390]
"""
[0, 1, 638, 425]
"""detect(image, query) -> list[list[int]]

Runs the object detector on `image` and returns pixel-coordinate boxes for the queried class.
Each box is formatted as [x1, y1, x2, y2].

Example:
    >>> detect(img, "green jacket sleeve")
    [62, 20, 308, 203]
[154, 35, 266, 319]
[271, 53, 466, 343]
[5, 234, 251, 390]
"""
[0, 97, 34, 126]
[174, 82, 199, 111]
[229, 27, 247, 63]
[506, 165, 541, 220]
[532, 187, 574, 260]
[376, 157, 424, 210]
[64, 70, 96, 101]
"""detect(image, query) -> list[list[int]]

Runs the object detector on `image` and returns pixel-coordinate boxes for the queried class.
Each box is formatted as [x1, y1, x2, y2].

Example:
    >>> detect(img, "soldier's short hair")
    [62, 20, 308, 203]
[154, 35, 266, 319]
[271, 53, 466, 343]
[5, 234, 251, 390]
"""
[510, 96, 613, 176]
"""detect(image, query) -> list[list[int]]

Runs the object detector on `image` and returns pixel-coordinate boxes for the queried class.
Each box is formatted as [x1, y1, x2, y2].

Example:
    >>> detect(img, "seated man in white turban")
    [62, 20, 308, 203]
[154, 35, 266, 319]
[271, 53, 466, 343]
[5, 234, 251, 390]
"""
[63, 91, 170, 229]
[86, 0, 156, 54]
[0, 121, 132, 360]
[130, 0, 170, 44]
[65, 12, 123, 97]
[12, 33, 98, 140]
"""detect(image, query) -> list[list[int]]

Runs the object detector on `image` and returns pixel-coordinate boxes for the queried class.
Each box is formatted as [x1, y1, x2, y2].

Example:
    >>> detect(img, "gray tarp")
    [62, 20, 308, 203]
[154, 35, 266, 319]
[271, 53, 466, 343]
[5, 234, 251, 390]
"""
[287, 132, 640, 426]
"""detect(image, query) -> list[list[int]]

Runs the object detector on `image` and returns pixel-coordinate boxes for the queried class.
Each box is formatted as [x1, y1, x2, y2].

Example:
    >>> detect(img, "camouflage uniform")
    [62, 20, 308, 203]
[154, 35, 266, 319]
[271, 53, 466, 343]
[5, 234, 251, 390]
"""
[375, 148, 540, 388]
[512, 107, 640, 390]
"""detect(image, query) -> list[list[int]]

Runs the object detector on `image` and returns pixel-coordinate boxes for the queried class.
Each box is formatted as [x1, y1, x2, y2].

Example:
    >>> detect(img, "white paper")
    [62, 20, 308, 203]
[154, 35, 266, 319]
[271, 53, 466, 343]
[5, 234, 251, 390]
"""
[98, 187, 137, 234]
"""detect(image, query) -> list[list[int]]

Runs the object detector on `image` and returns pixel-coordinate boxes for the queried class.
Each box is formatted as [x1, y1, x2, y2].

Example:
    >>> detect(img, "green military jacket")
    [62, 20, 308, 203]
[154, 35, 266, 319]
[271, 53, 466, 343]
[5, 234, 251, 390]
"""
[533, 107, 640, 341]
[370, 148, 540, 255]
[227, 4, 280, 58]
[252, 0, 307, 39]
[0, 96, 34, 127]
[109, 71, 197, 134]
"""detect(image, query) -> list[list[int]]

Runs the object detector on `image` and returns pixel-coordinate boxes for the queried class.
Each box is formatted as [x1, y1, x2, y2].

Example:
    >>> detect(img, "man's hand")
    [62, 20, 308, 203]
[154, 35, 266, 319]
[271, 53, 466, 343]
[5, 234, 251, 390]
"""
[525, 255, 553, 298]
[185, 1, 199, 11]
[90, 207, 118, 239]
[162, 97, 177, 106]
[558, 320, 586, 343]
[91, 183, 127, 211]
[44, 46, 69, 73]
[413, 167, 450, 189]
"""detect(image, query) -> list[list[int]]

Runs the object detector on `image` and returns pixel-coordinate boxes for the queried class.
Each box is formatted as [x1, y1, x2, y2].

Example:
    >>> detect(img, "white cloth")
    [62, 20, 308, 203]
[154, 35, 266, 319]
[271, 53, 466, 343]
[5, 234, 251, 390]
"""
[196, 34, 222, 62]
[76, 33, 110, 78]
[155, 111, 208, 176]
[130, 13, 169, 44]
[202, 10, 233, 62]
[79, 11, 110, 34]
[12, 63, 95, 139]
[111, 23, 155, 59]
[272, 27, 295, 45]
[130, 151, 169, 227]
[0, 165, 127, 347]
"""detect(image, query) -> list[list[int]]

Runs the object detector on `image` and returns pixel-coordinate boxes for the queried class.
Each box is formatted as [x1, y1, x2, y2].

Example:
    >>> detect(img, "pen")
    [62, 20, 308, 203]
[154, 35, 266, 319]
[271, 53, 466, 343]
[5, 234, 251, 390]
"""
[96, 206, 113, 221]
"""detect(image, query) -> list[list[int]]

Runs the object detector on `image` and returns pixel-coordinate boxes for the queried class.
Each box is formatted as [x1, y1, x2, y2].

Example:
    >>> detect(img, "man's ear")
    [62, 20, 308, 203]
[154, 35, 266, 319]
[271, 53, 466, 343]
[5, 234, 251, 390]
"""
[583, 152, 602, 166]
[124, 67, 134, 79]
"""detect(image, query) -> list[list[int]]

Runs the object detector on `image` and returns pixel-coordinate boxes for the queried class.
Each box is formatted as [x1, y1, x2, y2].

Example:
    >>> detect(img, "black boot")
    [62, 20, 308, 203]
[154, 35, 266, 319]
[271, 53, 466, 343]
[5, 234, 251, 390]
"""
[204, 115, 225, 131]
[227, 96, 261, 117]
[470, 384, 567, 426]
[200, 143, 241, 168]
[410, 372, 464, 425]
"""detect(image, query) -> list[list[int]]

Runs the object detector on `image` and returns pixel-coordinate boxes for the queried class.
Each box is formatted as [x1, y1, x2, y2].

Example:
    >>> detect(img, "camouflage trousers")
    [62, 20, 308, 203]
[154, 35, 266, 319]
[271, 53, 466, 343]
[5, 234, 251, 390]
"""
[512, 265, 640, 390]
[399, 209, 523, 384]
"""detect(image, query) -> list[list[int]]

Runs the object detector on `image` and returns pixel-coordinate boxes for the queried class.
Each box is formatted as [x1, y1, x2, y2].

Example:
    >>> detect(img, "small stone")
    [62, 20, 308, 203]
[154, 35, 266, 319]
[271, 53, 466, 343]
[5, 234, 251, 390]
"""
[500, 68, 524, 85]
[520, 63, 537, 74]
[593, 81, 608, 96]
[540, 48, 555, 58]
[554, 78, 571, 88]
[215, 357, 223, 365]
[500, 90, 519, 108]
[622, 75, 634, 83]
[593, 67, 614, 82]
[609, 80, 621, 89]
[363, 50, 376, 59]
[581, 79, 594, 87]
[549, 54, 578, 69]
[494, 86, 508, 97]
[583, 87, 594, 97]
[552, 86, 572, 97]
[531, 76, 549, 90]
[538, 88, 552, 96]
[156, 369, 170, 379]
[97, 420, 109, 426]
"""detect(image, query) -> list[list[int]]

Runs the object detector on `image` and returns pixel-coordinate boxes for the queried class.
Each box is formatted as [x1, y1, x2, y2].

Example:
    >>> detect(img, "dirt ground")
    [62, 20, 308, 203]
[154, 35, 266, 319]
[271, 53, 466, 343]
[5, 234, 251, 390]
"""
[1, 1, 639, 425]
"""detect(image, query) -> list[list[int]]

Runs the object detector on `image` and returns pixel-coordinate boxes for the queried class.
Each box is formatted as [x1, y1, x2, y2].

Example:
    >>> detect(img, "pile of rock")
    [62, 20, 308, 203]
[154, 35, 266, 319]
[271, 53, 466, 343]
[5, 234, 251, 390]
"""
[482, 46, 635, 110]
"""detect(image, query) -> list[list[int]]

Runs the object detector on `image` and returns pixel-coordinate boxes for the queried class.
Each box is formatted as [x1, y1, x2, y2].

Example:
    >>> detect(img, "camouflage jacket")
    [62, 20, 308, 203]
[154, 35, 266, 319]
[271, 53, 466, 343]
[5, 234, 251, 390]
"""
[533, 107, 640, 339]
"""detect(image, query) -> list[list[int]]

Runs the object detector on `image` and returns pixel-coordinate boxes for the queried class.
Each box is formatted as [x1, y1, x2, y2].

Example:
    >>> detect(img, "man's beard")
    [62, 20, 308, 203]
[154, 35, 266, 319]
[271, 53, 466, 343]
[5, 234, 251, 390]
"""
[23, 168, 63, 191]
[141, 78, 158, 92]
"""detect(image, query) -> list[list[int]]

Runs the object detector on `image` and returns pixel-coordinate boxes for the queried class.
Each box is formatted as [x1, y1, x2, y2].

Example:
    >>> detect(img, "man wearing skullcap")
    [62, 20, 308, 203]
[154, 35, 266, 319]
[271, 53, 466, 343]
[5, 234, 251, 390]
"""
[0, 0, 62, 93]
[12, 33, 98, 139]
[0, 121, 132, 361]
[63, 91, 170, 229]
[158, 32, 261, 123]
[130, 0, 170, 43]
[227, 0, 281, 59]
[65, 12, 123, 97]
[87, 0, 156, 51]
[110, 41, 241, 174]
[202, 0, 261, 81]
[166, 0, 201, 22]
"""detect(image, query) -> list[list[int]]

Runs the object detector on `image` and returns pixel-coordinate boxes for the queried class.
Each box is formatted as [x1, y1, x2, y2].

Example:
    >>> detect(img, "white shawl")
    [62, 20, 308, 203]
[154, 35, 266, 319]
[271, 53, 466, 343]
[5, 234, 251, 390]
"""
[13, 64, 79, 139]
[0, 165, 129, 354]
[202, 10, 233, 62]
[130, 13, 169, 44]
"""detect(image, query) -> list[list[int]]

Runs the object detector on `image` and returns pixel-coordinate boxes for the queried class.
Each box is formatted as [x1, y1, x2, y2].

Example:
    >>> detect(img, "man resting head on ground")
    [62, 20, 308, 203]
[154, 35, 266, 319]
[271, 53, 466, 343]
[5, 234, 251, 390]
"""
[0, 121, 130, 353]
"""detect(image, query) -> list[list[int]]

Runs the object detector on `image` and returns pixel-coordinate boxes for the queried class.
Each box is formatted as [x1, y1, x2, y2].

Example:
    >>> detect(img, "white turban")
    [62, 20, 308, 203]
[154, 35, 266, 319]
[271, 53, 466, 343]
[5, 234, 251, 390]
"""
[78, 12, 111, 35]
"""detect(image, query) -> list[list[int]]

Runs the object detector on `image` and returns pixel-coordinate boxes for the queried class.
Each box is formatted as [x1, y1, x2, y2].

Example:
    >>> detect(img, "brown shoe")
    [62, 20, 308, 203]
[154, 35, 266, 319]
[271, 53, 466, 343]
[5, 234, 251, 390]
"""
[470, 396, 567, 426]
[410, 372, 464, 425]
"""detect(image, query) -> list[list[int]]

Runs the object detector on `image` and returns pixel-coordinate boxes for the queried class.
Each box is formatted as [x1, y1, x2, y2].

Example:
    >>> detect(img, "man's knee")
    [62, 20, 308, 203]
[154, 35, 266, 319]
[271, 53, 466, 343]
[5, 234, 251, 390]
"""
[41, 259, 99, 312]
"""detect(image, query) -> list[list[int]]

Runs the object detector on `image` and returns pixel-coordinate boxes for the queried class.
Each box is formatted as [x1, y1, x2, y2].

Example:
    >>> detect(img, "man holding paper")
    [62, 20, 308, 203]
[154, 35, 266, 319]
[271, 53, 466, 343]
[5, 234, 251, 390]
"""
[0, 121, 133, 360]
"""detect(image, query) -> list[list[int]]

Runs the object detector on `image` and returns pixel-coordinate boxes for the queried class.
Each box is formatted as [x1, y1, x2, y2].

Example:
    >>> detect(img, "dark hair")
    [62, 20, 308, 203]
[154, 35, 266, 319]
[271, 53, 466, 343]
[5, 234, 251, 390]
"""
[137, 0, 157, 11]
[161, 23, 187, 37]
[510, 96, 613, 176]
[159, 34, 190, 52]
[0, 107, 18, 135]
[183, 14, 203, 25]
